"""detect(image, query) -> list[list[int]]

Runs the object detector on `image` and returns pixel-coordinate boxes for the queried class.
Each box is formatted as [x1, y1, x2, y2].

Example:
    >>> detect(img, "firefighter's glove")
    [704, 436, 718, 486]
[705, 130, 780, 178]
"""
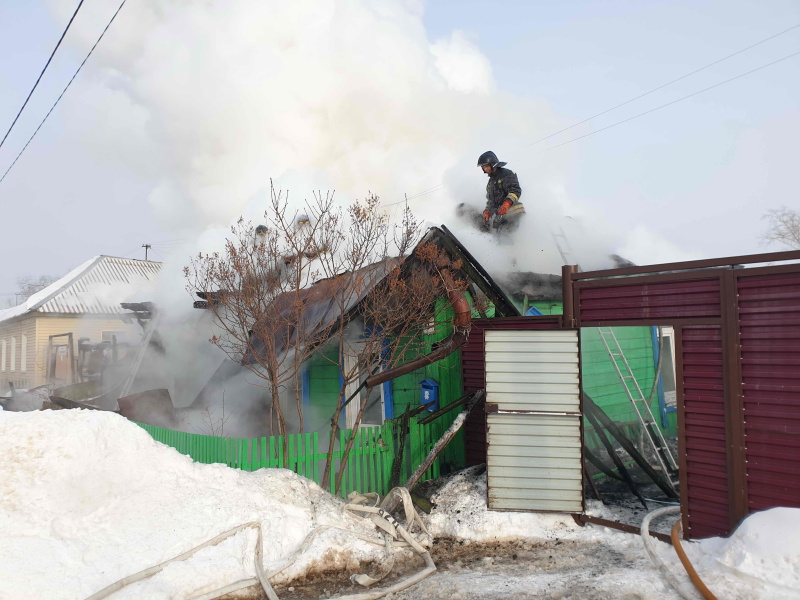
[483, 210, 490, 222]
[497, 199, 513, 216]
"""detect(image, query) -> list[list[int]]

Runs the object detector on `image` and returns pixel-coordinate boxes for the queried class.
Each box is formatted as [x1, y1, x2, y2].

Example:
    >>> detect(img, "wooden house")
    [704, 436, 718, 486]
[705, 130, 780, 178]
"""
[0, 256, 161, 393]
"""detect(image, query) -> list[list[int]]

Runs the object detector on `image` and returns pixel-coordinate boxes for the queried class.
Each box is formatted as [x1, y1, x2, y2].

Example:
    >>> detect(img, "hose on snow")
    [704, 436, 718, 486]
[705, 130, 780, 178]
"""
[670, 519, 718, 600]
[84, 487, 434, 600]
[640, 506, 698, 600]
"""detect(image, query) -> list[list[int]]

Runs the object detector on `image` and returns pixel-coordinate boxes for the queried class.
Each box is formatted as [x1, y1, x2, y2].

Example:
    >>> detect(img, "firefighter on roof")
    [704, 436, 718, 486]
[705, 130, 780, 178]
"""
[477, 150, 525, 235]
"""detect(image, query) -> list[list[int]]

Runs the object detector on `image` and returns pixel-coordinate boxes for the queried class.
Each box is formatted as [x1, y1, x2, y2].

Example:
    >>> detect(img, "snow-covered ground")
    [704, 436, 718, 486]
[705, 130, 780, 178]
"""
[1, 409, 798, 600]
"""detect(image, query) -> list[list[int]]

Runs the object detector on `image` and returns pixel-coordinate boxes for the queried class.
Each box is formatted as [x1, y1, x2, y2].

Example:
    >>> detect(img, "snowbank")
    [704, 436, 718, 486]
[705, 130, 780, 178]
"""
[2, 409, 798, 600]
[694, 507, 800, 595]
[0, 410, 384, 600]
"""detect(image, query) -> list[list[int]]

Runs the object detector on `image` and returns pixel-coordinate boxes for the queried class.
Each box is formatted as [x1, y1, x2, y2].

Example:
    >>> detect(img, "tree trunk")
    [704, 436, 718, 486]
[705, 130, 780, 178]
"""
[334, 389, 370, 494]
[269, 379, 288, 468]
[320, 386, 346, 491]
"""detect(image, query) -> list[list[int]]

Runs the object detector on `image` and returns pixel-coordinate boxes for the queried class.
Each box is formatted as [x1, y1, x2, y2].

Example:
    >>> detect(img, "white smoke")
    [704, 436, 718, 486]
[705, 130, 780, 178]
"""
[53, 0, 577, 240]
[47, 0, 634, 427]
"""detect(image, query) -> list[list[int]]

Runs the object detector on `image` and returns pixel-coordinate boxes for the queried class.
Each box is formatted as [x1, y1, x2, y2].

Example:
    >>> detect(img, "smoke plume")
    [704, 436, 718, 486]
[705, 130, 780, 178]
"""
[48, 0, 643, 431]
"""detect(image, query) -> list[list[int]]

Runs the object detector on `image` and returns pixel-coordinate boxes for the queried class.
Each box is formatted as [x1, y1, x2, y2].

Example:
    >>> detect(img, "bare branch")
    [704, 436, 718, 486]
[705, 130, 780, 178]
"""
[761, 206, 800, 250]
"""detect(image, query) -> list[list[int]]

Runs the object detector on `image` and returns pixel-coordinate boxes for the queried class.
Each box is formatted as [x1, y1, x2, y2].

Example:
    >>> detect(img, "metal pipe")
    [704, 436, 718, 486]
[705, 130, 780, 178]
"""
[562, 264, 577, 328]
[365, 288, 470, 388]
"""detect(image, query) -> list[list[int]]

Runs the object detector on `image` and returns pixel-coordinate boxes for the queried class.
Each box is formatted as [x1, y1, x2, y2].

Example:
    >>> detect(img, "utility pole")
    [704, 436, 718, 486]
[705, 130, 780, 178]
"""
[142, 244, 151, 260]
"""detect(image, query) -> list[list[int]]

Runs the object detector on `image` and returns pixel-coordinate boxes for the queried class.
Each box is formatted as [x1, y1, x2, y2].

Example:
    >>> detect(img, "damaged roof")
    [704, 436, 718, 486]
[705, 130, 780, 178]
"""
[207, 226, 521, 365]
[246, 257, 402, 361]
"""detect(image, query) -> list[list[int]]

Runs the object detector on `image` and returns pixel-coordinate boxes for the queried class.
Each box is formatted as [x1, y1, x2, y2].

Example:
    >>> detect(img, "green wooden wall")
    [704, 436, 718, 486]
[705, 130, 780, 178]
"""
[520, 300, 677, 438]
[307, 349, 340, 416]
[301, 300, 465, 473]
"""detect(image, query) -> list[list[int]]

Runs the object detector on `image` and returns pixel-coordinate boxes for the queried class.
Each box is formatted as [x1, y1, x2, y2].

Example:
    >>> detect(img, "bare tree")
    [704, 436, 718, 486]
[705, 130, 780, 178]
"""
[761, 206, 800, 250]
[186, 187, 467, 486]
[5, 274, 58, 307]
[313, 198, 469, 491]
[185, 183, 332, 453]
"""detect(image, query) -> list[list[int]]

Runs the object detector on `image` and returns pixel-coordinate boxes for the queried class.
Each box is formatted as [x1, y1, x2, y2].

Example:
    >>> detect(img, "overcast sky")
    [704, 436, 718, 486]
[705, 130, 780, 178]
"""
[1, 0, 798, 301]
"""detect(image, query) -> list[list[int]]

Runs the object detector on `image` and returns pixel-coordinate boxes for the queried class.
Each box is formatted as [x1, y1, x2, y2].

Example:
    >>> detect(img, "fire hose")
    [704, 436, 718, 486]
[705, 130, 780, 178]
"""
[83, 487, 435, 600]
[640, 505, 717, 600]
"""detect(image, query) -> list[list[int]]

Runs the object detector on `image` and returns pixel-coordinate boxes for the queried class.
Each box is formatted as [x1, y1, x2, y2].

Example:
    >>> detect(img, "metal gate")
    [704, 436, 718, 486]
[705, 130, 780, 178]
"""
[484, 329, 583, 513]
[563, 249, 800, 539]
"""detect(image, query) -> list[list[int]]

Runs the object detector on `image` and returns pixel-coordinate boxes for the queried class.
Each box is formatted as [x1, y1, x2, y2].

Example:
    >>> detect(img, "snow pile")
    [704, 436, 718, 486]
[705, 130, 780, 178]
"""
[0, 410, 384, 600]
[2, 409, 799, 600]
[423, 466, 800, 600]
[695, 507, 800, 593]
[424, 466, 581, 542]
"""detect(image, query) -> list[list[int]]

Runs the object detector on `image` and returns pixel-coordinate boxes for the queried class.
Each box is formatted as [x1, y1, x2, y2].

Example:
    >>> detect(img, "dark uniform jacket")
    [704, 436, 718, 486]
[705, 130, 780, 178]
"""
[485, 167, 522, 214]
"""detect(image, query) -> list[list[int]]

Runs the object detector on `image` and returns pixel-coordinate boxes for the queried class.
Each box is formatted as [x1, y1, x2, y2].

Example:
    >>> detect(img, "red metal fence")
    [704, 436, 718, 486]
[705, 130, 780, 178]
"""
[564, 251, 800, 539]
[737, 271, 800, 513]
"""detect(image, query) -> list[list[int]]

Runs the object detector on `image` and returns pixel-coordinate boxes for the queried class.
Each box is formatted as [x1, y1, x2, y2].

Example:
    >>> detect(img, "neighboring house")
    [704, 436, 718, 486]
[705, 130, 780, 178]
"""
[0, 256, 162, 393]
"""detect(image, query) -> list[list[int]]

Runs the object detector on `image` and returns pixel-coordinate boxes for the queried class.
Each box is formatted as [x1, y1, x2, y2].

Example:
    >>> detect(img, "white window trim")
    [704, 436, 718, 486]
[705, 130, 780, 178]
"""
[660, 326, 677, 409]
[20, 335, 27, 373]
[0, 339, 5, 372]
[10, 336, 15, 372]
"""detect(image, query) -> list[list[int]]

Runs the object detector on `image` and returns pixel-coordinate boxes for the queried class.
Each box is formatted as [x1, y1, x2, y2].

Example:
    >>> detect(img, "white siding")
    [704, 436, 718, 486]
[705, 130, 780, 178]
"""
[485, 329, 583, 513]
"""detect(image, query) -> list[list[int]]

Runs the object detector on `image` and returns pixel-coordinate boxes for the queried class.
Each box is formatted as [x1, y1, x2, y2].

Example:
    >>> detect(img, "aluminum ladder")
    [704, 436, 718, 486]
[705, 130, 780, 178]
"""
[596, 327, 679, 487]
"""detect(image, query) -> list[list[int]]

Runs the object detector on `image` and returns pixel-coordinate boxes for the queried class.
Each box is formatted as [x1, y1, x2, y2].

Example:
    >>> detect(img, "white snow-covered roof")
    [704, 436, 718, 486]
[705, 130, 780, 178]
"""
[0, 256, 162, 325]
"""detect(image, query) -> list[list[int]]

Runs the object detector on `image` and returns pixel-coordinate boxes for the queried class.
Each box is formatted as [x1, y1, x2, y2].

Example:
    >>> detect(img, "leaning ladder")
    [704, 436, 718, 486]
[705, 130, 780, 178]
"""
[596, 327, 679, 487]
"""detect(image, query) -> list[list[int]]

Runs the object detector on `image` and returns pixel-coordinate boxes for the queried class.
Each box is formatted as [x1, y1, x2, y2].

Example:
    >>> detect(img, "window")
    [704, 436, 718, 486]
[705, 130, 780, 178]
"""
[0, 340, 5, 372]
[660, 328, 677, 410]
[10, 336, 15, 372]
[101, 331, 126, 343]
[20, 335, 27, 372]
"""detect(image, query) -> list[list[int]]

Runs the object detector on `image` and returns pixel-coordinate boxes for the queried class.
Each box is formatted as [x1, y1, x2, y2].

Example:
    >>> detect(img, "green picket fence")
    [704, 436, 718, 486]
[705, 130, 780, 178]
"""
[137, 415, 464, 498]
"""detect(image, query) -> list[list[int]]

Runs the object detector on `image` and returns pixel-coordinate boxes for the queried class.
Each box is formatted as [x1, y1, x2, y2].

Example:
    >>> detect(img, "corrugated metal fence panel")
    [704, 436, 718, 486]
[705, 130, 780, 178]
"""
[487, 414, 583, 512]
[737, 271, 800, 511]
[462, 317, 562, 467]
[485, 330, 579, 412]
[485, 329, 582, 512]
[681, 325, 730, 538]
[577, 278, 721, 322]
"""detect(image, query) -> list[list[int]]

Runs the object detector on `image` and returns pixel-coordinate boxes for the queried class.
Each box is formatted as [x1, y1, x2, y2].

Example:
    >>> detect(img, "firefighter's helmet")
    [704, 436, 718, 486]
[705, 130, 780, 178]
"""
[477, 151, 506, 169]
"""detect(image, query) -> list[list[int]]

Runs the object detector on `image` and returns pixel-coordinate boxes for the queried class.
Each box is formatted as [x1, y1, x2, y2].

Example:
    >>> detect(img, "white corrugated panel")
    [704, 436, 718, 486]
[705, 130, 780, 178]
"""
[485, 329, 579, 412]
[485, 329, 582, 513]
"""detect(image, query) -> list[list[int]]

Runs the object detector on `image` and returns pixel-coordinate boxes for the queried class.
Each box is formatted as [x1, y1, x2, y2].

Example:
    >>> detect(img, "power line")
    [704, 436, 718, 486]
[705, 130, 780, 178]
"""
[383, 185, 445, 208]
[523, 23, 800, 148]
[0, 0, 85, 150]
[149, 247, 167, 260]
[120, 246, 144, 258]
[0, 0, 128, 185]
[541, 49, 800, 154]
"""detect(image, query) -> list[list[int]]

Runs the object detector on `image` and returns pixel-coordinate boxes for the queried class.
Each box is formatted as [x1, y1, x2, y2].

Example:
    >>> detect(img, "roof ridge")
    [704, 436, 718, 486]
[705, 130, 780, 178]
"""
[26, 256, 104, 313]
[0, 255, 162, 325]
[97, 255, 162, 263]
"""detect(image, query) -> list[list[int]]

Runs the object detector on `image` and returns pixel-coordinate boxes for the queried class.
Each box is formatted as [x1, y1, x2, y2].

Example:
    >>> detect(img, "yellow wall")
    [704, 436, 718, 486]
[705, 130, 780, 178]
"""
[0, 317, 36, 391]
[0, 314, 141, 391]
